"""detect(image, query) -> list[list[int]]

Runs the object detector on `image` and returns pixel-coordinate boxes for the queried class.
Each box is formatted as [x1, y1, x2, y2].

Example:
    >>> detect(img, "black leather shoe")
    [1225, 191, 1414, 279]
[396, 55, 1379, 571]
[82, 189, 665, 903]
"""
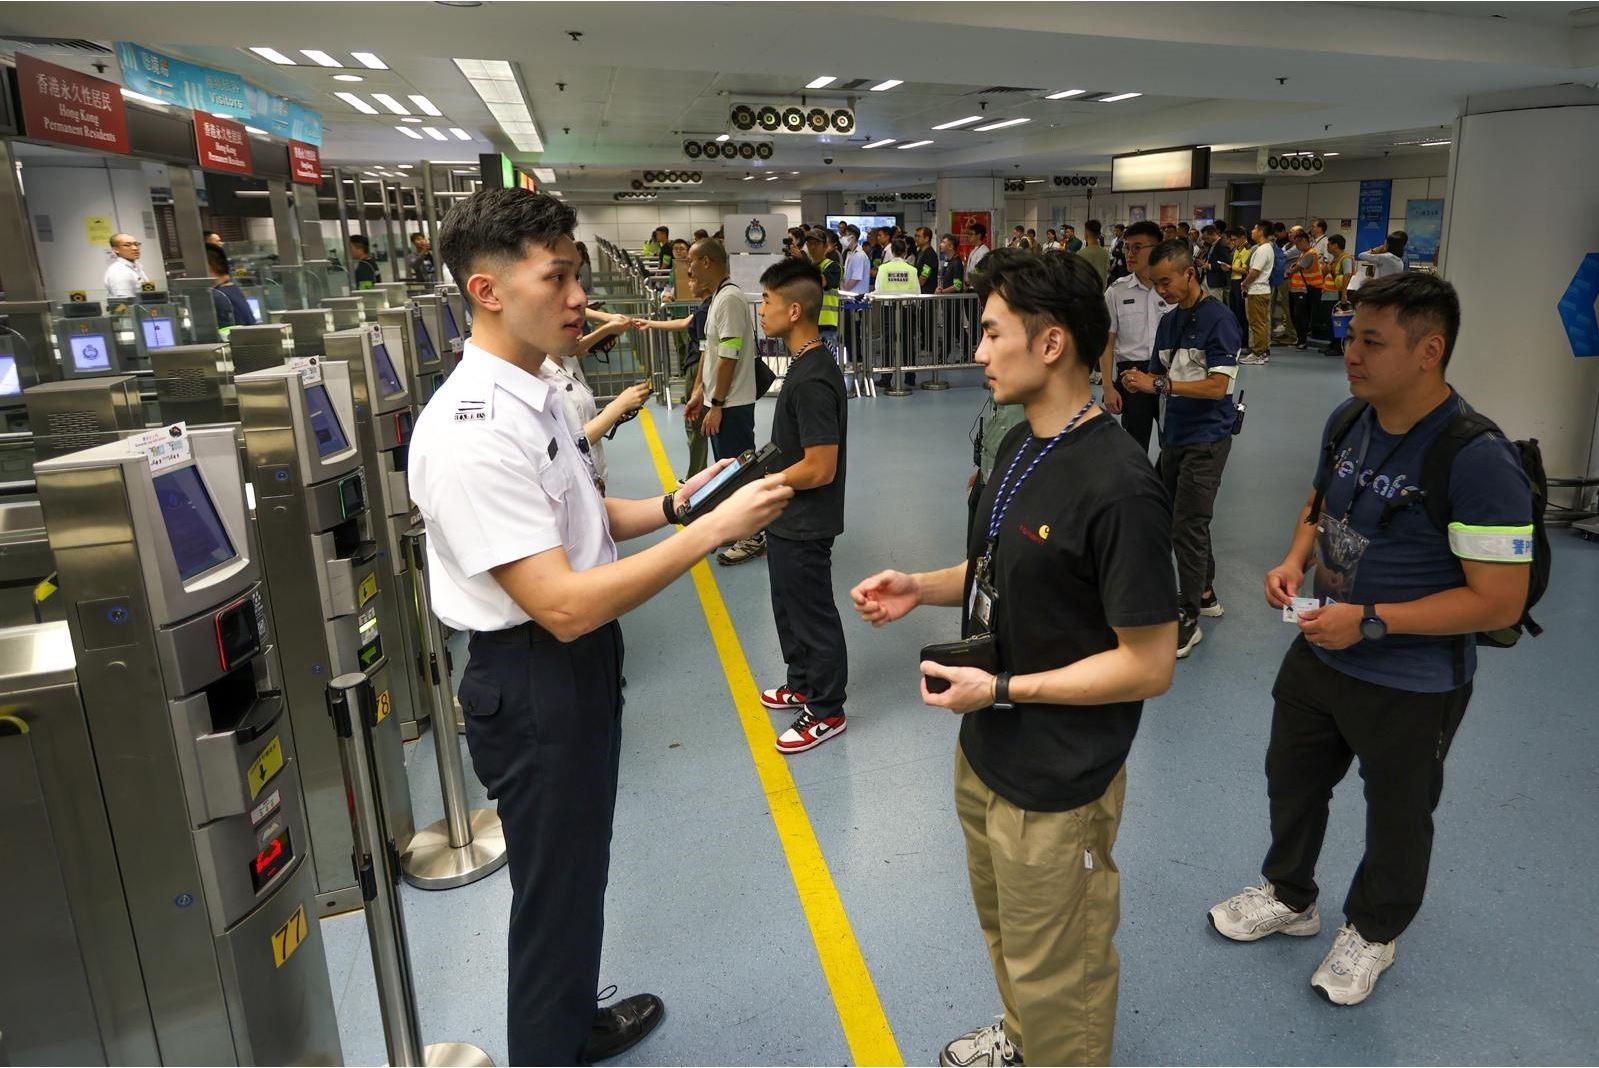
[583, 993, 664, 1063]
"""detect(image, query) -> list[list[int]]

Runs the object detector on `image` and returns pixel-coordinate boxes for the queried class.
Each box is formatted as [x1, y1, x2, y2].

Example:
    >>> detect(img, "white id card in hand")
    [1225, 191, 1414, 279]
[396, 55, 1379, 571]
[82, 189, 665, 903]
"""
[1282, 597, 1320, 623]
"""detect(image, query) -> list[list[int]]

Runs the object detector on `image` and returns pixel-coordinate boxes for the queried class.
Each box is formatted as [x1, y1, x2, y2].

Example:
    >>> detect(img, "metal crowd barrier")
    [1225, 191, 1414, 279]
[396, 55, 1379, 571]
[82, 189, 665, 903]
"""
[838, 293, 983, 397]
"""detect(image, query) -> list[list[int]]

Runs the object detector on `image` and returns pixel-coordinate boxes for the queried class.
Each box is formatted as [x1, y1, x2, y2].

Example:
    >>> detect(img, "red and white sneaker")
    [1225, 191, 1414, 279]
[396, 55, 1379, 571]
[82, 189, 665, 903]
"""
[760, 685, 808, 711]
[775, 708, 846, 754]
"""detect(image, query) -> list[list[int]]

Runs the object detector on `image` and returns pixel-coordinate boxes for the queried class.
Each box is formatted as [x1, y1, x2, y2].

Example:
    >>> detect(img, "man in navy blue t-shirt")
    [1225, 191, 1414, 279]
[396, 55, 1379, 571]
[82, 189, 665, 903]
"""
[1119, 239, 1239, 657]
[1207, 273, 1533, 1008]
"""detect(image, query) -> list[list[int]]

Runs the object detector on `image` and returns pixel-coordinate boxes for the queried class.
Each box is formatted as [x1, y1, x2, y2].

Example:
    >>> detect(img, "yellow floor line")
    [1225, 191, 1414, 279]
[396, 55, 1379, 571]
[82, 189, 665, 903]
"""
[638, 408, 903, 1067]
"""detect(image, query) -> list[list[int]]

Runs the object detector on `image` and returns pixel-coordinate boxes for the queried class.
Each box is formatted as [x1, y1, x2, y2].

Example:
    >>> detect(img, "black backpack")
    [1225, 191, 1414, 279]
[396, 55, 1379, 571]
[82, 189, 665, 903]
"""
[1309, 397, 1550, 649]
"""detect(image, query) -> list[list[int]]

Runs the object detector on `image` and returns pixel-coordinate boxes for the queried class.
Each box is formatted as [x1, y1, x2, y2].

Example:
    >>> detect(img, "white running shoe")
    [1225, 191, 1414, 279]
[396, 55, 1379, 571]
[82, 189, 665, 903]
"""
[939, 1017, 1021, 1067]
[1208, 881, 1322, 942]
[1311, 923, 1396, 1006]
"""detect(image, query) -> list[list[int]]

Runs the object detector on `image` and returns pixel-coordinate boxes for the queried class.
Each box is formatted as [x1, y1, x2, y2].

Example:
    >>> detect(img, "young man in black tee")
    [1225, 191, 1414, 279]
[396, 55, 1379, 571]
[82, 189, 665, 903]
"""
[755, 258, 851, 754]
[851, 249, 1177, 1067]
[349, 233, 381, 289]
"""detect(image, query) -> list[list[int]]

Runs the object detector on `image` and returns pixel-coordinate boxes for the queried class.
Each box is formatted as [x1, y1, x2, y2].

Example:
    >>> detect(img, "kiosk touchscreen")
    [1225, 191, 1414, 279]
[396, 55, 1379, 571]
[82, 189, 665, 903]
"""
[247, 297, 263, 321]
[0, 353, 21, 403]
[154, 464, 238, 580]
[56, 318, 121, 379]
[142, 316, 177, 349]
[304, 381, 351, 457]
[370, 336, 406, 398]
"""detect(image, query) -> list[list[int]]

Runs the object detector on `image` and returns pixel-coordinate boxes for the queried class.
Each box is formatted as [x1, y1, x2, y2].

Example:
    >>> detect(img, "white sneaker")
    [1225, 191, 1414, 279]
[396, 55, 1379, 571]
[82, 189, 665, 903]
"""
[939, 1017, 1021, 1067]
[1311, 923, 1396, 1006]
[1208, 881, 1322, 942]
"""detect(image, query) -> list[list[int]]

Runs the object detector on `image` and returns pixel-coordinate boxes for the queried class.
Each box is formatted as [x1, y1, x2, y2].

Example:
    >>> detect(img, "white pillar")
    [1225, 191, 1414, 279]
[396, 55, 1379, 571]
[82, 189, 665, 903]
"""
[1441, 100, 1599, 483]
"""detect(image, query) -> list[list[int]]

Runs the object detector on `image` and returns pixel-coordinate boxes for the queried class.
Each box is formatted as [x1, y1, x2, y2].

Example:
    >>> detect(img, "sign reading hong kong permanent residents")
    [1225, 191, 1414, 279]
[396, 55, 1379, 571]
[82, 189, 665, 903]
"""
[17, 53, 130, 154]
[194, 111, 254, 176]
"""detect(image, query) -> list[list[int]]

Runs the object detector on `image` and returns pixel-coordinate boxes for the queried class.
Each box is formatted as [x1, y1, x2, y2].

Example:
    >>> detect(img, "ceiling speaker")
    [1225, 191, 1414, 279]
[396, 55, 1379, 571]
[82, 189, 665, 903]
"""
[731, 105, 756, 131]
[719, 141, 738, 159]
[781, 107, 805, 132]
[755, 141, 773, 160]
[739, 142, 756, 159]
[757, 105, 781, 132]
[683, 140, 702, 159]
[806, 108, 829, 133]
[830, 109, 854, 134]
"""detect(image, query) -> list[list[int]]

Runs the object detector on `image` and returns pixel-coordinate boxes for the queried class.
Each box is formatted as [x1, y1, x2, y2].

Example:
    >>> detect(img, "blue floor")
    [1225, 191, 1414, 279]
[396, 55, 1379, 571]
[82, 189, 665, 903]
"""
[326, 349, 1599, 1066]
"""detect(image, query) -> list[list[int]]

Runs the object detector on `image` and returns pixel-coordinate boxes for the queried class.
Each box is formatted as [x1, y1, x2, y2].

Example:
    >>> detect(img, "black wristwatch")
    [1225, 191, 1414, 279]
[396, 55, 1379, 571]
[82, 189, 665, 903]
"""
[1359, 604, 1387, 642]
[662, 492, 679, 526]
[993, 672, 1015, 711]
[710, 396, 726, 407]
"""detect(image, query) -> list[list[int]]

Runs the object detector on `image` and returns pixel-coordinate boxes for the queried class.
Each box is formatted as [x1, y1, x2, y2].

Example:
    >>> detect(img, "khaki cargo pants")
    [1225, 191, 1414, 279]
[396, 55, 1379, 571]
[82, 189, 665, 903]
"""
[955, 746, 1127, 1067]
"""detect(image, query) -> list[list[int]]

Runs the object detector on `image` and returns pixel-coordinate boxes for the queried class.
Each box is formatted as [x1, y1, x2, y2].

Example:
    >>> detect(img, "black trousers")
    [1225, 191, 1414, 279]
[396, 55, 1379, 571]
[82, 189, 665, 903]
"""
[1157, 435, 1231, 620]
[1111, 362, 1158, 456]
[1263, 638, 1472, 944]
[710, 403, 756, 460]
[766, 533, 848, 716]
[1290, 290, 1315, 347]
[460, 621, 626, 1065]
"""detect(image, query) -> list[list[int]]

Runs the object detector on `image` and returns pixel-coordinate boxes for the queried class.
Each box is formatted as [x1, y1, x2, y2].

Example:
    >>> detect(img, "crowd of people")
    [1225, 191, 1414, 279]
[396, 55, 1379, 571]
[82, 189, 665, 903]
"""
[404, 188, 1538, 1067]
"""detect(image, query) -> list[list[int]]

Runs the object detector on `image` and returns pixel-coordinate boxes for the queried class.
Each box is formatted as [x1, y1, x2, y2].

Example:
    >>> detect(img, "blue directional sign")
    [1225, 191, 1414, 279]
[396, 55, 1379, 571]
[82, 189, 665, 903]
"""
[1558, 253, 1599, 357]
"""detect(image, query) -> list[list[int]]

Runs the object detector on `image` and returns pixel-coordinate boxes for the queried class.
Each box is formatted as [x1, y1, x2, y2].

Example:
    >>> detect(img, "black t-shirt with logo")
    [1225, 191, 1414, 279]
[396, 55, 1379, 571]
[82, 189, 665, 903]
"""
[959, 414, 1177, 811]
[767, 344, 847, 540]
[915, 246, 940, 293]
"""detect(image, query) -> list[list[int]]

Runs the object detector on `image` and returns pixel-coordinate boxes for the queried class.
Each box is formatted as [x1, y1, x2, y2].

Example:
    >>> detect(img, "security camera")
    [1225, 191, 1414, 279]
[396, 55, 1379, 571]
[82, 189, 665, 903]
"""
[822, 155, 834, 165]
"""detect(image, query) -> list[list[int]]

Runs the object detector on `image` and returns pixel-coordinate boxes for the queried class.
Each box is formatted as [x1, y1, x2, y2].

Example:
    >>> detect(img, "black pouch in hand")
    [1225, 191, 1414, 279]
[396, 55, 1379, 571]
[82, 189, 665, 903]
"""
[920, 634, 999, 694]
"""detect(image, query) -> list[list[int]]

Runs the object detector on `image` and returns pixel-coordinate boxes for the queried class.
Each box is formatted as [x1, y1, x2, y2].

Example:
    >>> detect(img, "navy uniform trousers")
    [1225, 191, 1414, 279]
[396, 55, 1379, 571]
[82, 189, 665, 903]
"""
[459, 619, 625, 1066]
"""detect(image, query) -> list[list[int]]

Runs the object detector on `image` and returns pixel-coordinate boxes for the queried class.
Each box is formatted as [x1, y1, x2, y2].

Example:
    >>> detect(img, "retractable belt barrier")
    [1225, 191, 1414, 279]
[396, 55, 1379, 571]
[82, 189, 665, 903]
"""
[398, 527, 510, 891]
[325, 672, 494, 1068]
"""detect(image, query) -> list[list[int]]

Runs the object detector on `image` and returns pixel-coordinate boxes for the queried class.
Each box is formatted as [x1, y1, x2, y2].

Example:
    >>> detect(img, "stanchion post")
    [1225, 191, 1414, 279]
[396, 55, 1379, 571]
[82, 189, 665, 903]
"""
[326, 673, 494, 1068]
[884, 297, 912, 397]
[924, 296, 951, 390]
[399, 528, 509, 891]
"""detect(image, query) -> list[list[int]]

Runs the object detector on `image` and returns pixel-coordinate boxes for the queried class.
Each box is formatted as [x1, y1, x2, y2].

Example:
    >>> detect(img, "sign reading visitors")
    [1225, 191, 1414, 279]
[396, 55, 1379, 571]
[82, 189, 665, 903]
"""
[194, 111, 254, 175]
[17, 53, 130, 154]
[1356, 179, 1391, 262]
[116, 42, 323, 145]
[288, 139, 321, 184]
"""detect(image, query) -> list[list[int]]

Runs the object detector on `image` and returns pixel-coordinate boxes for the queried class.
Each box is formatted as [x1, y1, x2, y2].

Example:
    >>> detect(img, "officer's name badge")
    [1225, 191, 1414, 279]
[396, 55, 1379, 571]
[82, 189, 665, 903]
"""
[454, 399, 489, 423]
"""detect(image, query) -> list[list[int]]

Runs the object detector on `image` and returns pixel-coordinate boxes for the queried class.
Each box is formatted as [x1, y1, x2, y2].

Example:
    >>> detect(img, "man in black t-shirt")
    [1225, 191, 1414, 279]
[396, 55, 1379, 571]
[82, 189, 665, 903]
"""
[852, 249, 1177, 1068]
[754, 259, 850, 755]
[349, 234, 381, 289]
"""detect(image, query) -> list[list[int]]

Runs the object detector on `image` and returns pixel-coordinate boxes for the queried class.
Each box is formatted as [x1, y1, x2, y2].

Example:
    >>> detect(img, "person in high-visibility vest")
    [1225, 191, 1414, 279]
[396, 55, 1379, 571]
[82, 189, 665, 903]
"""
[804, 230, 842, 349]
[1321, 234, 1354, 357]
[1287, 229, 1325, 351]
[874, 238, 922, 391]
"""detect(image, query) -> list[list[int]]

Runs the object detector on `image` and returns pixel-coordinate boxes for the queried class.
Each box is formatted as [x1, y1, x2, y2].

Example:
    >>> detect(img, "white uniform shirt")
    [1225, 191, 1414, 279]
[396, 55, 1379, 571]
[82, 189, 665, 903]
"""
[966, 243, 990, 276]
[842, 247, 871, 296]
[1246, 242, 1276, 295]
[1103, 273, 1173, 367]
[104, 256, 149, 300]
[1357, 251, 1406, 279]
[408, 340, 616, 632]
[546, 355, 607, 485]
[702, 280, 756, 407]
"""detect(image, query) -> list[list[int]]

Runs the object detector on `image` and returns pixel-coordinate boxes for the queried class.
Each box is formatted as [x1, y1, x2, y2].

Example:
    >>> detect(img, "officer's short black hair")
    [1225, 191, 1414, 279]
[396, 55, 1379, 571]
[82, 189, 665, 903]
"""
[1351, 271, 1460, 367]
[350, 233, 370, 253]
[760, 257, 823, 322]
[1148, 238, 1195, 274]
[438, 188, 576, 303]
[972, 249, 1109, 370]
[1123, 220, 1162, 244]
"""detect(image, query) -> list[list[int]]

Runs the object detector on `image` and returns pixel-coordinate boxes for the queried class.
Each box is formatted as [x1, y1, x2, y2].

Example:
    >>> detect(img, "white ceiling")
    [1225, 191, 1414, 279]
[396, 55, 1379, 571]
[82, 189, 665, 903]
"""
[2, 1, 1597, 203]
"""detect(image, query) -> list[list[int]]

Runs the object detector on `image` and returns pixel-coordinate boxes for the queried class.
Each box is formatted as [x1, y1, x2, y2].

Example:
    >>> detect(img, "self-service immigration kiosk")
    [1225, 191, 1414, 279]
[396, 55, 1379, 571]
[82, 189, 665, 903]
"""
[319, 297, 367, 332]
[153, 343, 236, 426]
[270, 308, 337, 360]
[378, 302, 448, 405]
[356, 288, 392, 320]
[24, 376, 146, 463]
[55, 316, 128, 380]
[13, 424, 342, 1064]
[323, 325, 424, 741]
[413, 293, 463, 369]
[236, 361, 415, 913]
[227, 323, 296, 376]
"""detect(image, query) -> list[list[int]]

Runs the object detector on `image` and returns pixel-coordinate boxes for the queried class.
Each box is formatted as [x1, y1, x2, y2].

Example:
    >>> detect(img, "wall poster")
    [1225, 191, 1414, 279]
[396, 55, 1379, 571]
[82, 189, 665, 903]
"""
[1403, 198, 1444, 264]
[949, 210, 993, 261]
[1127, 204, 1147, 223]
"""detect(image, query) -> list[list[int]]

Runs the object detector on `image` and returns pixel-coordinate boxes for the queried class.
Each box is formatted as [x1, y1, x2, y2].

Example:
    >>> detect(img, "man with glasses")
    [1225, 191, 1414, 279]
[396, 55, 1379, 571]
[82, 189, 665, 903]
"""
[1099, 220, 1172, 454]
[104, 234, 150, 302]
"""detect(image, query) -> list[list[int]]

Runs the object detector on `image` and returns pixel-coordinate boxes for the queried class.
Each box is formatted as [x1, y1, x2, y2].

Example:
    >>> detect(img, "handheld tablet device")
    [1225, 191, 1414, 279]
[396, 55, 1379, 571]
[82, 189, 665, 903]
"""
[677, 442, 785, 524]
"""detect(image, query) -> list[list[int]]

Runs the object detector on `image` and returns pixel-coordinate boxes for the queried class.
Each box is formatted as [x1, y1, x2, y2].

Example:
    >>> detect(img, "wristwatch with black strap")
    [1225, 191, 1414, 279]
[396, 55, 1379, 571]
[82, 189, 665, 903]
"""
[992, 671, 1015, 712]
[710, 396, 726, 407]
[1359, 604, 1387, 642]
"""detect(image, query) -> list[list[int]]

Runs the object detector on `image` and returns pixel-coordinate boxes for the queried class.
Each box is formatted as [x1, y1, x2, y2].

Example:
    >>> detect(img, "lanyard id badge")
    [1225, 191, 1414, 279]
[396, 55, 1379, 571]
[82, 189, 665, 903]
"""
[968, 570, 998, 635]
[1312, 511, 1369, 605]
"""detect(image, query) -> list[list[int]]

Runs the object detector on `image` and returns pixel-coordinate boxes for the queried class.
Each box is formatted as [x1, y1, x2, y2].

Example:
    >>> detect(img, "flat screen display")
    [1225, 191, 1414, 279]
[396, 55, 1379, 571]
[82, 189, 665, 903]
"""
[153, 465, 238, 581]
[0, 355, 21, 397]
[412, 308, 438, 365]
[441, 303, 461, 342]
[69, 334, 112, 372]
[142, 317, 177, 350]
[372, 341, 405, 397]
[689, 455, 746, 509]
[303, 383, 350, 458]
[1110, 146, 1211, 193]
[247, 298, 263, 320]
[827, 214, 900, 236]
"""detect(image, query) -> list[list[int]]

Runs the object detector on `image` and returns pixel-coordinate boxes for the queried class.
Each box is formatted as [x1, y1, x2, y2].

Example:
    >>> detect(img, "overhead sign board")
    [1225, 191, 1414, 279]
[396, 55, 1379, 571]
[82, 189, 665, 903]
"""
[17, 53, 130, 154]
[194, 111, 254, 175]
[1110, 146, 1211, 193]
[288, 139, 321, 184]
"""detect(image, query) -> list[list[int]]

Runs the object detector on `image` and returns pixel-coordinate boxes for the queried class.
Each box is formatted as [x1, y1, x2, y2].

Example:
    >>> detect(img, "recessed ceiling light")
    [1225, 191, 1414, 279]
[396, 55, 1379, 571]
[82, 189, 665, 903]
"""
[409, 95, 443, 116]
[1046, 88, 1087, 99]
[716, 133, 730, 142]
[400, 116, 424, 123]
[974, 117, 1030, 132]
[1419, 139, 1452, 147]
[449, 128, 474, 140]
[532, 167, 555, 183]
[1322, 152, 1340, 157]
[806, 75, 837, 89]
[300, 49, 342, 67]
[244, 125, 268, 136]
[1098, 92, 1142, 103]
[249, 46, 296, 65]
[869, 79, 903, 92]
[862, 137, 897, 149]
[371, 93, 410, 115]
[765, 175, 780, 181]
[897, 139, 934, 149]
[397, 163, 413, 168]
[120, 88, 168, 108]
[933, 115, 983, 130]
[421, 126, 448, 141]
[351, 51, 388, 70]
[335, 92, 379, 115]
[396, 125, 424, 139]
[743, 174, 756, 181]
[333, 74, 364, 82]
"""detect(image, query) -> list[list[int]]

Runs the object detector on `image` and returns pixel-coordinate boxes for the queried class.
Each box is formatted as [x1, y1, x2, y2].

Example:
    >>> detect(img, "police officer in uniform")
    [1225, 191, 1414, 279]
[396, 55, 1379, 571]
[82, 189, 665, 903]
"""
[409, 188, 792, 1065]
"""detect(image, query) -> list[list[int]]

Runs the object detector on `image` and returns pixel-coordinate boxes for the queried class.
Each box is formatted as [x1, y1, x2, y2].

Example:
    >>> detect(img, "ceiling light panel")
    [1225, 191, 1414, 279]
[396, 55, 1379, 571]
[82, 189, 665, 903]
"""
[869, 79, 902, 91]
[421, 127, 448, 141]
[396, 125, 423, 139]
[933, 115, 983, 130]
[1098, 92, 1142, 103]
[532, 167, 556, 183]
[249, 46, 296, 65]
[897, 139, 933, 149]
[1046, 88, 1087, 99]
[862, 138, 896, 148]
[334, 92, 379, 115]
[351, 51, 388, 70]
[409, 95, 443, 116]
[333, 73, 364, 82]
[300, 49, 342, 67]
[974, 117, 1030, 132]
[449, 128, 474, 140]
[806, 75, 837, 89]
[370, 93, 410, 115]
[453, 57, 543, 152]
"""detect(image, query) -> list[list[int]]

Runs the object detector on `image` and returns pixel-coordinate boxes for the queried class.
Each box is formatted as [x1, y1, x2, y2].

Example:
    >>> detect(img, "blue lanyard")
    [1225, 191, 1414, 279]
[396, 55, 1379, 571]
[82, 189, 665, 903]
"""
[983, 399, 1095, 552]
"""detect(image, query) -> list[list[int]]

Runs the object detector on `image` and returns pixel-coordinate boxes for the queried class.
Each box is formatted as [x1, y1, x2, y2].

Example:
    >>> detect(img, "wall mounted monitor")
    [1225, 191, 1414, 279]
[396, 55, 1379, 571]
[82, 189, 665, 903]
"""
[69, 333, 113, 373]
[303, 382, 350, 458]
[142, 317, 178, 350]
[371, 340, 405, 398]
[1110, 146, 1212, 193]
[153, 464, 239, 581]
[827, 214, 900, 235]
